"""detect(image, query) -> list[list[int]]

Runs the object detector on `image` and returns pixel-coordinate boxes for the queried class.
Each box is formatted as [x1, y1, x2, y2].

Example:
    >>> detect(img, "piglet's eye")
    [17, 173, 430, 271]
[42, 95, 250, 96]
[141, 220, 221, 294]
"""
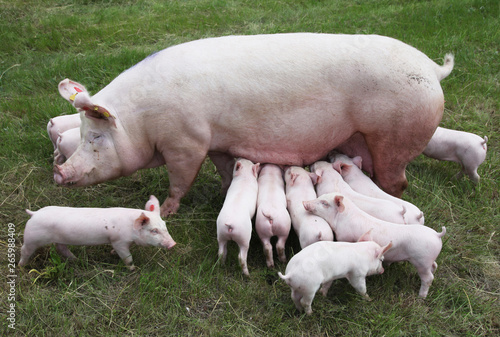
[321, 200, 329, 207]
[151, 229, 159, 235]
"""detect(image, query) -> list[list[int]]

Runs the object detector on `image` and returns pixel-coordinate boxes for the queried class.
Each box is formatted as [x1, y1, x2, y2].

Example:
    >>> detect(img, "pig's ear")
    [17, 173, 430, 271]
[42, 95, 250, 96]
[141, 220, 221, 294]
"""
[378, 241, 393, 259]
[313, 169, 323, 185]
[353, 156, 363, 170]
[134, 212, 151, 230]
[145, 195, 160, 214]
[357, 228, 373, 242]
[73, 93, 117, 127]
[334, 195, 345, 212]
[252, 163, 261, 178]
[58, 79, 88, 103]
[290, 172, 298, 185]
[332, 161, 342, 174]
[308, 172, 319, 185]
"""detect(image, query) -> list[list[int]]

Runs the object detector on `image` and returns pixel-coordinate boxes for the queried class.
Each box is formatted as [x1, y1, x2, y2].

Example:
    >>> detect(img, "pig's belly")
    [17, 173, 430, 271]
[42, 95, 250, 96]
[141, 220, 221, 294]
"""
[218, 131, 351, 166]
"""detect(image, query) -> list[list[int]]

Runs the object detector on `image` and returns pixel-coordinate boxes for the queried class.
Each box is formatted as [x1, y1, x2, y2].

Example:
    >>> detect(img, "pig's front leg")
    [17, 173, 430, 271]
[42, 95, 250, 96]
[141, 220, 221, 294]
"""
[347, 275, 371, 301]
[208, 152, 235, 195]
[111, 242, 135, 271]
[160, 148, 209, 217]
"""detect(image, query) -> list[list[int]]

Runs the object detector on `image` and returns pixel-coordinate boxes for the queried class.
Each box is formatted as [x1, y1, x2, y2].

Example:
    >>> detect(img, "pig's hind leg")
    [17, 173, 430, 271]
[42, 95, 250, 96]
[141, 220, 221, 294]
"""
[261, 237, 274, 268]
[55, 243, 77, 260]
[276, 235, 288, 264]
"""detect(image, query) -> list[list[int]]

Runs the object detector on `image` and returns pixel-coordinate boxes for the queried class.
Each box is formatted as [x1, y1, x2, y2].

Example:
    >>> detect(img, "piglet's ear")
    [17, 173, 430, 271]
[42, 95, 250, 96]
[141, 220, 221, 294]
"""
[252, 163, 261, 178]
[58, 79, 88, 103]
[332, 161, 342, 174]
[134, 212, 150, 230]
[308, 172, 319, 185]
[378, 242, 393, 259]
[357, 228, 373, 242]
[353, 156, 363, 170]
[334, 195, 345, 213]
[145, 195, 160, 214]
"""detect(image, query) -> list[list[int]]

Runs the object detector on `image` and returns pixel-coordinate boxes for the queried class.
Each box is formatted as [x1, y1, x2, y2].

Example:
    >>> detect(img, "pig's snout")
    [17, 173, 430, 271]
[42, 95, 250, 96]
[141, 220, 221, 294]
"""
[53, 164, 76, 186]
[162, 238, 176, 250]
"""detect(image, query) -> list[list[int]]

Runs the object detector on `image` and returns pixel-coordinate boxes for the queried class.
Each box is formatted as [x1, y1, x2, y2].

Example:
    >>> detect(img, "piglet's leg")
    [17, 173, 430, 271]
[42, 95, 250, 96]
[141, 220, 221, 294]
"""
[111, 242, 135, 271]
[19, 244, 36, 266]
[276, 236, 288, 264]
[320, 280, 333, 297]
[238, 244, 250, 276]
[347, 275, 371, 301]
[55, 243, 77, 260]
[261, 238, 274, 268]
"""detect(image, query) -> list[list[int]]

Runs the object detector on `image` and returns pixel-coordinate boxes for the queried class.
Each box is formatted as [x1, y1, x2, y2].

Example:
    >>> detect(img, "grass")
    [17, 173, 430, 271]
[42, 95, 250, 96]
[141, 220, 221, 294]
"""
[1, 0, 499, 335]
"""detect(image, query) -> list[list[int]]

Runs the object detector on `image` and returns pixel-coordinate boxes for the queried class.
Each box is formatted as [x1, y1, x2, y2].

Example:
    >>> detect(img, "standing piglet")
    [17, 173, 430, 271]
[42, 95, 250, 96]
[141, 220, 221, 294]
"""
[54, 127, 80, 165]
[423, 127, 488, 183]
[216, 158, 260, 276]
[330, 154, 425, 224]
[311, 161, 407, 224]
[284, 166, 334, 248]
[255, 164, 291, 268]
[303, 193, 446, 298]
[19, 196, 176, 270]
[278, 240, 392, 315]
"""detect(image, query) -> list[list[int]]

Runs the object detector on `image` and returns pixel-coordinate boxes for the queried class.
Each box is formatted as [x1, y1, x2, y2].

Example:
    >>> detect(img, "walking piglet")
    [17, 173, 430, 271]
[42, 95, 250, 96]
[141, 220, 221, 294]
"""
[216, 158, 260, 276]
[20, 196, 176, 270]
[278, 239, 392, 315]
[423, 127, 488, 183]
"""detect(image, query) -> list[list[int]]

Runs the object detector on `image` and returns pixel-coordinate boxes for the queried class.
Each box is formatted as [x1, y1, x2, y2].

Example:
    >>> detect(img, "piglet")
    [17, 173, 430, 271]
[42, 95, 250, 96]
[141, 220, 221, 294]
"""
[311, 161, 407, 224]
[47, 113, 81, 148]
[284, 166, 334, 248]
[423, 127, 488, 183]
[255, 164, 291, 268]
[54, 127, 80, 165]
[330, 154, 425, 224]
[217, 158, 260, 276]
[278, 239, 392, 315]
[19, 196, 176, 270]
[303, 193, 446, 298]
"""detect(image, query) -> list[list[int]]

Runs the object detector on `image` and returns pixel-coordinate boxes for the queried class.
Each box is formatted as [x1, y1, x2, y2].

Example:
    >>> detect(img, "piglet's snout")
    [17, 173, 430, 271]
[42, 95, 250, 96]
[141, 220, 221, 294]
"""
[162, 238, 176, 249]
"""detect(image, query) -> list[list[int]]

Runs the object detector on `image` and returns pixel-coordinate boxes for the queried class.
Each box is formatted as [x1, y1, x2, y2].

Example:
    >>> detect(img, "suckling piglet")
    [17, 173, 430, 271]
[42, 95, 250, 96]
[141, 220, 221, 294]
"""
[284, 166, 334, 248]
[311, 161, 407, 224]
[54, 127, 80, 165]
[303, 193, 446, 298]
[423, 127, 488, 183]
[19, 196, 176, 270]
[47, 113, 81, 148]
[330, 154, 425, 224]
[278, 239, 392, 315]
[217, 158, 260, 276]
[255, 164, 291, 268]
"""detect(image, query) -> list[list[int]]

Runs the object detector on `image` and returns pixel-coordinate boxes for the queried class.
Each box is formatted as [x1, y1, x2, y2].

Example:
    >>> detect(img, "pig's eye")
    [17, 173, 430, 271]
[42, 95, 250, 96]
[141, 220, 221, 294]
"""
[150, 229, 160, 235]
[321, 200, 329, 207]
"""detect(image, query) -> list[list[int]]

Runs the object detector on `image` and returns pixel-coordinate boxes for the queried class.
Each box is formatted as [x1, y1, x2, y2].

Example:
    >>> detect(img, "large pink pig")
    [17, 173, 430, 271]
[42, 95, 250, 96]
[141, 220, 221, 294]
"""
[53, 34, 454, 216]
[303, 193, 446, 298]
[255, 164, 291, 268]
[217, 158, 260, 276]
[423, 127, 488, 183]
[284, 166, 334, 248]
[331, 154, 425, 224]
[311, 161, 407, 224]
[19, 196, 176, 270]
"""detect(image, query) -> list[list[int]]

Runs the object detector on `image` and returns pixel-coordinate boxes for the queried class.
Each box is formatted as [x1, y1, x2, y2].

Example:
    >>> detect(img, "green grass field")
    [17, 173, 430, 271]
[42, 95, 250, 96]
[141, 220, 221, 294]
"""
[1, 0, 499, 335]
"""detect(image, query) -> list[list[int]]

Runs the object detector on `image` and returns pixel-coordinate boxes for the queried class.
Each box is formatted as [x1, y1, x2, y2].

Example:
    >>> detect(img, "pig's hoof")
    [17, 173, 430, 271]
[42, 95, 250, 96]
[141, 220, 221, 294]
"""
[128, 265, 136, 271]
[110, 249, 116, 255]
[363, 294, 372, 302]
